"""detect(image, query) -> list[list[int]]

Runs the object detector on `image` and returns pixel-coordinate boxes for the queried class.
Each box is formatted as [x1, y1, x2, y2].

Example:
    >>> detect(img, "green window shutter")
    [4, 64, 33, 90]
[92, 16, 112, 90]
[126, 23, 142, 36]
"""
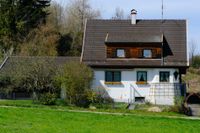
[113, 71, 121, 82]
[105, 71, 121, 82]
[105, 71, 113, 82]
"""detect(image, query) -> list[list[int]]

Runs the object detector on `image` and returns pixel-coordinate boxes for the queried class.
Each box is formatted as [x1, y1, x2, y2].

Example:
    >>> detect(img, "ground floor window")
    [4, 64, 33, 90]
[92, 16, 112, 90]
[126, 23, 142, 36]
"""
[160, 71, 170, 82]
[137, 71, 147, 84]
[105, 71, 121, 82]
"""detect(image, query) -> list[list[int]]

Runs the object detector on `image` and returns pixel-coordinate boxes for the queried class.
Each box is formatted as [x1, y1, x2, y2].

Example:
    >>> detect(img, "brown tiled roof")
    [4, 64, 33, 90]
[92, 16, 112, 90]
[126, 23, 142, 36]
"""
[82, 19, 188, 68]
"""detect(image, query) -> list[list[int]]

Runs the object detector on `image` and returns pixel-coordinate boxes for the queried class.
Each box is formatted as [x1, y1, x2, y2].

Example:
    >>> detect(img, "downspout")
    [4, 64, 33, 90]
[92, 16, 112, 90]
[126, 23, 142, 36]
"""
[162, 34, 164, 66]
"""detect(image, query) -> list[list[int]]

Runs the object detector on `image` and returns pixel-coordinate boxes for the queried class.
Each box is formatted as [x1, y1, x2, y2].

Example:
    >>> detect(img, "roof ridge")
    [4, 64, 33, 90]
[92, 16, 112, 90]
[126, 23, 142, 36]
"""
[9, 56, 80, 58]
[88, 19, 186, 21]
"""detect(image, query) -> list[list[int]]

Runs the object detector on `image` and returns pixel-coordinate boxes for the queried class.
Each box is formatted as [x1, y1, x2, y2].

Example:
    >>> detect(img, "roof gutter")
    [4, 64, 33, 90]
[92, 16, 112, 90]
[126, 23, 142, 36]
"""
[80, 19, 88, 63]
[0, 56, 9, 70]
[162, 34, 164, 66]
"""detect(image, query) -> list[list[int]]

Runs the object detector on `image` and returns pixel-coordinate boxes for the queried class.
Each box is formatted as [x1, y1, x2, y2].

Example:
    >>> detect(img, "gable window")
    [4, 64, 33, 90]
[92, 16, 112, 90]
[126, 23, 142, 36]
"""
[116, 49, 125, 58]
[137, 71, 147, 84]
[143, 49, 152, 58]
[160, 71, 170, 82]
[105, 71, 121, 84]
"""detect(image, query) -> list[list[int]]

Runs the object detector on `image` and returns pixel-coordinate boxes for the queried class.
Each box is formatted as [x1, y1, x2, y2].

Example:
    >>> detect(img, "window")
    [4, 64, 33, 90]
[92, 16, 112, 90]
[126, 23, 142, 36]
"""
[137, 71, 147, 83]
[116, 49, 125, 58]
[105, 71, 121, 82]
[160, 71, 170, 82]
[143, 49, 152, 58]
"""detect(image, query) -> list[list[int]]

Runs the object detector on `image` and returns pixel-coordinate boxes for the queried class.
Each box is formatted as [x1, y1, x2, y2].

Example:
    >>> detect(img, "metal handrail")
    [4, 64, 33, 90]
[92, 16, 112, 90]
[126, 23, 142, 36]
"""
[150, 83, 186, 97]
[129, 84, 145, 104]
[129, 84, 135, 104]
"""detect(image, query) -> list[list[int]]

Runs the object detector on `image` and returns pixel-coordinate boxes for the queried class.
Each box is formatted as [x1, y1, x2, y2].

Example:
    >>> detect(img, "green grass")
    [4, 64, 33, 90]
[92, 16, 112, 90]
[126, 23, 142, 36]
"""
[0, 106, 200, 133]
[0, 100, 185, 117]
[0, 100, 35, 107]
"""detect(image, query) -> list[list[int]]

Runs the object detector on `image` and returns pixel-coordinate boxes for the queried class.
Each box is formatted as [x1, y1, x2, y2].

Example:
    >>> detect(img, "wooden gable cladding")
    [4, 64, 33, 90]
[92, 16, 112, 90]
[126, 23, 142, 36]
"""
[106, 45, 162, 59]
[130, 48, 143, 58]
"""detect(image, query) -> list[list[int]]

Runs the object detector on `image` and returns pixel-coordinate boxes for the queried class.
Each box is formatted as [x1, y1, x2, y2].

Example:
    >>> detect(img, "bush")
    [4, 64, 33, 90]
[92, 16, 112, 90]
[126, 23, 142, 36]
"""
[39, 92, 57, 105]
[169, 96, 184, 113]
[0, 58, 60, 101]
[90, 92, 114, 109]
[88, 87, 114, 109]
[74, 93, 91, 108]
[56, 62, 94, 107]
[94, 94, 114, 104]
[192, 55, 200, 68]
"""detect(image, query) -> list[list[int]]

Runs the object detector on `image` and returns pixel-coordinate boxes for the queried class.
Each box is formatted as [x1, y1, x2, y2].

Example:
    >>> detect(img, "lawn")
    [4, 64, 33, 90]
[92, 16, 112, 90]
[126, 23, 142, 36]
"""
[0, 105, 200, 133]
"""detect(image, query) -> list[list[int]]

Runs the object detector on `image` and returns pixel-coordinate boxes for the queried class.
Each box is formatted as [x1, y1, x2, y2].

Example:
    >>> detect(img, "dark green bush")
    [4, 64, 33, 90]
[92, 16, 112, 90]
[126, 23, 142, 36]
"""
[39, 92, 57, 105]
[169, 96, 184, 113]
[91, 92, 114, 109]
[74, 93, 91, 108]
[192, 55, 200, 68]
[94, 94, 114, 104]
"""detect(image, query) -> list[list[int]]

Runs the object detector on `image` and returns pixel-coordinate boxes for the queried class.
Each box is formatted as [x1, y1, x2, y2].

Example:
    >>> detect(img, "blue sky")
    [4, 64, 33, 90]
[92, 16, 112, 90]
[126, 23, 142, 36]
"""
[54, 0, 200, 53]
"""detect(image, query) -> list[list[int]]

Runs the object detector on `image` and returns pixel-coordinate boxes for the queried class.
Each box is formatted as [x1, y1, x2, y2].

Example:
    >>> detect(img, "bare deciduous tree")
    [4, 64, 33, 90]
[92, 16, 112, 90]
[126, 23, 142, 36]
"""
[65, 0, 101, 32]
[112, 7, 124, 20]
[47, 1, 65, 33]
[63, 0, 101, 55]
[189, 39, 197, 62]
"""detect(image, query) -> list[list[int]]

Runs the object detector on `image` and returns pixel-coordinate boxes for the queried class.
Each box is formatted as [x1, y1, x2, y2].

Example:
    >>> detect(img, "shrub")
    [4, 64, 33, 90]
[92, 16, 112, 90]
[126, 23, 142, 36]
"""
[90, 90, 114, 109]
[192, 55, 200, 69]
[39, 92, 57, 105]
[73, 92, 91, 108]
[0, 50, 3, 63]
[88, 87, 114, 108]
[56, 62, 94, 107]
[94, 94, 114, 104]
[0, 58, 60, 101]
[0, 76, 12, 94]
[169, 96, 184, 113]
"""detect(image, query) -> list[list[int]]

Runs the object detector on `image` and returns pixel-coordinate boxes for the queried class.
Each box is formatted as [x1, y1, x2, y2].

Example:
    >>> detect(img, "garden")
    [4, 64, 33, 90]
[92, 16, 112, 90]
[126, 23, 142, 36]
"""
[0, 60, 200, 133]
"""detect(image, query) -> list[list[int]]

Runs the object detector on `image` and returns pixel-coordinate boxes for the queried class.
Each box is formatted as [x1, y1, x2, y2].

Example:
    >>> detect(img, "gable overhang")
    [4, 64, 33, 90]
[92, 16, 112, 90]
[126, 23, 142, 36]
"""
[86, 64, 189, 74]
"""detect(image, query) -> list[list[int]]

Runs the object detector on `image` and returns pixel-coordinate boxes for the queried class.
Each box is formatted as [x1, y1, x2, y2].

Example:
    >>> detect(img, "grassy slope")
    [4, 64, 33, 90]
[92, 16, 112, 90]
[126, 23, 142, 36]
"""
[0, 100, 185, 117]
[0, 107, 200, 133]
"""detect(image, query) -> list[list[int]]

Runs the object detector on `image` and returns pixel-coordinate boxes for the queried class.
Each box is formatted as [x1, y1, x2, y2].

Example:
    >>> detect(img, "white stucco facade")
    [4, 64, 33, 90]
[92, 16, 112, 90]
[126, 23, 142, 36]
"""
[92, 68, 182, 105]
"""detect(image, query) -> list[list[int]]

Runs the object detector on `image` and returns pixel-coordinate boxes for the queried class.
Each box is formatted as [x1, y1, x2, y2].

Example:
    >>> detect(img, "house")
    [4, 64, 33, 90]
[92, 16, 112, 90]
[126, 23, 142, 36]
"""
[81, 9, 189, 105]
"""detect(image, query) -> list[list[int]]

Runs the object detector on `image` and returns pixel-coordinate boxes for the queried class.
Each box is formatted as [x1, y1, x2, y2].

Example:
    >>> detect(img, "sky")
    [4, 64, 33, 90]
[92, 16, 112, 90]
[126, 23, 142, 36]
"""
[54, 0, 200, 53]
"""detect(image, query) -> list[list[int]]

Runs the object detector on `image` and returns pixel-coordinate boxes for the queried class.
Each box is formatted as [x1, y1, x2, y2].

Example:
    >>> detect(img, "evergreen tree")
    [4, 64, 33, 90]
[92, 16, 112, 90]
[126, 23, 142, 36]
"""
[0, 0, 51, 53]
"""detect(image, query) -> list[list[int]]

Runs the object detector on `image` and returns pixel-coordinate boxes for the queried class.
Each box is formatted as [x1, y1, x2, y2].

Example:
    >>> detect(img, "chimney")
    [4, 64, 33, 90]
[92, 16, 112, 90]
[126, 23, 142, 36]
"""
[131, 9, 137, 25]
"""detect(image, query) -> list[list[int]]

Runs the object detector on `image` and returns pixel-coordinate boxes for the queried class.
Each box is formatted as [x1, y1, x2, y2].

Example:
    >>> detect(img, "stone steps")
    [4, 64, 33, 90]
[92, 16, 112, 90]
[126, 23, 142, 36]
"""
[188, 104, 200, 116]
